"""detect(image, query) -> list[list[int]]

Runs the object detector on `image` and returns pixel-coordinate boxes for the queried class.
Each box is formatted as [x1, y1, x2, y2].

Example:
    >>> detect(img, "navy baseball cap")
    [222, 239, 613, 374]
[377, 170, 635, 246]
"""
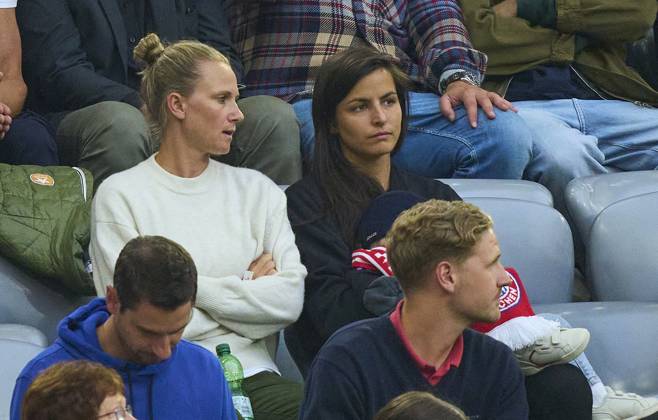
[356, 191, 425, 248]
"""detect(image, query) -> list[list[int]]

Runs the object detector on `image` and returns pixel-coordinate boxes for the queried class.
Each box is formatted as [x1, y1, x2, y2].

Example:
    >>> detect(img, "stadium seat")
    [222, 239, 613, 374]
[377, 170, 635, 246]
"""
[0, 325, 46, 419]
[0, 254, 91, 343]
[565, 172, 658, 300]
[587, 192, 658, 301]
[0, 324, 47, 347]
[535, 302, 658, 396]
[439, 178, 553, 207]
[565, 171, 658, 246]
[274, 331, 304, 384]
[467, 198, 574, 304]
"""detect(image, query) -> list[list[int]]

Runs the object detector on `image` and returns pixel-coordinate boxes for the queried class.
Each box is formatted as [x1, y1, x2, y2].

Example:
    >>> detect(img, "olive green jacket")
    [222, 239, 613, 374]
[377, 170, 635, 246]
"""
[460, 0, 658, 106]
[0, 164, 94, 294]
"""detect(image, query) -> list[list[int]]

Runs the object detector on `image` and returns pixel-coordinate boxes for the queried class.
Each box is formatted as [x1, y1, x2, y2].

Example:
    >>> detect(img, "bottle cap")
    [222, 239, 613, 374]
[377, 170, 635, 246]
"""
[216, 343, 231, 355]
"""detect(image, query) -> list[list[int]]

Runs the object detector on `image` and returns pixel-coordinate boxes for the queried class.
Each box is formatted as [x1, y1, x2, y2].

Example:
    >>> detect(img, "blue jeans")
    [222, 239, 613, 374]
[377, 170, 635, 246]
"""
[293, 91, 533, 179]
[537, 313, 602, 389]
[517, 99, 658, 212]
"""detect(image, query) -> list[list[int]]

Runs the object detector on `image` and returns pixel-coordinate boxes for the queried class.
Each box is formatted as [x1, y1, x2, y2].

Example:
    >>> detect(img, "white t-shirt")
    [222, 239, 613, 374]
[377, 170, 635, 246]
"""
[0, 0, 17, 8]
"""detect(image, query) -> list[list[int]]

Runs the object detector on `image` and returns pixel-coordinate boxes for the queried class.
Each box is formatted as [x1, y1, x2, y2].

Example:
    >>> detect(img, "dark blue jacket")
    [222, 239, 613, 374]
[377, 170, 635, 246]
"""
[10, 298, 236, 420]
[300, 316, 528, 420]
[16, 0, 243, 128]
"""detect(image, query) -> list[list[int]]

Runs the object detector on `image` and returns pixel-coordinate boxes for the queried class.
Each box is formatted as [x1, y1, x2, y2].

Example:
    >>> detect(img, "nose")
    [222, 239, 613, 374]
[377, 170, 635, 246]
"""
[497, 265, 511, 288]
[230, 102, 244, 123]
[371, 103, 387, 125]
[152, 337, 172, 361]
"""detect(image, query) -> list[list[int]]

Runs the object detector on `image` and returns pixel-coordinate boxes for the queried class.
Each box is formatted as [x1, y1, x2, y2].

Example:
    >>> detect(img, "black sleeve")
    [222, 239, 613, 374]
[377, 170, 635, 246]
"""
[17, 0, 139, 112]
[198, 0, 244, 82]
[286, 182, 400, 342]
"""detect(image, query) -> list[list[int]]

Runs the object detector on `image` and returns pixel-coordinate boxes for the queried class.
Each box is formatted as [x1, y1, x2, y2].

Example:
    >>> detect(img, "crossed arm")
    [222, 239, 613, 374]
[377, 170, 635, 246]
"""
[461, 0, 657, 75]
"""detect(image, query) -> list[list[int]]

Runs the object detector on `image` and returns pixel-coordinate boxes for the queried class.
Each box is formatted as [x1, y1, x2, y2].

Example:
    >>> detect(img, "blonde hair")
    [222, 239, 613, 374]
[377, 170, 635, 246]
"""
[374, 391, 467, 420]
[133, 33, 231, 141]
[386, 200, 492, 292]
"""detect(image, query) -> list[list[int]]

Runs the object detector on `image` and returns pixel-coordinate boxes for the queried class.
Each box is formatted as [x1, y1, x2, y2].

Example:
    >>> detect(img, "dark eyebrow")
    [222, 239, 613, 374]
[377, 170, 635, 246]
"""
[136, 322, 188, 336]
[346, 91, 397, 105]
[136, 312, 192, 336]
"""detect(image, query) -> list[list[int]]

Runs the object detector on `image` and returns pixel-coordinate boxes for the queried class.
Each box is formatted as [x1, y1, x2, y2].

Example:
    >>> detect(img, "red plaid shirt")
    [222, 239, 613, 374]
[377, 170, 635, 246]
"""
[225, 0, 487, 100]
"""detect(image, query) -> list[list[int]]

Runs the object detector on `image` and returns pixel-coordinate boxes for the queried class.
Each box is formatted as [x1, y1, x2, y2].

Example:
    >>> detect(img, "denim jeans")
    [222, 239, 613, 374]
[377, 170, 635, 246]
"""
[517, 99, 658, 212]
[293, 91, 533, 179]
[537, 312, 603, 389]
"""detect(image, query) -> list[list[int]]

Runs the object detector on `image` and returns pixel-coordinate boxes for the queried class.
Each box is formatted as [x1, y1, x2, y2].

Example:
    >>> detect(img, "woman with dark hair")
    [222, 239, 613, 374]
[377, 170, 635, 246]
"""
[285, 47, 459, 367]
[285, 46, 593, 419]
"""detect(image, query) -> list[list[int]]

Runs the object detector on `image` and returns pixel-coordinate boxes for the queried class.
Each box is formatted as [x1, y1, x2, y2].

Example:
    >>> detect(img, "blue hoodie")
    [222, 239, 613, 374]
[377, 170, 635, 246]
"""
[10, 298, 237, 420]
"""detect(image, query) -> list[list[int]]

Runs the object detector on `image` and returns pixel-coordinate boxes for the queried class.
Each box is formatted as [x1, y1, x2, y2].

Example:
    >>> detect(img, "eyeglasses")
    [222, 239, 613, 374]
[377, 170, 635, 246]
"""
[98, 406, 134, 420]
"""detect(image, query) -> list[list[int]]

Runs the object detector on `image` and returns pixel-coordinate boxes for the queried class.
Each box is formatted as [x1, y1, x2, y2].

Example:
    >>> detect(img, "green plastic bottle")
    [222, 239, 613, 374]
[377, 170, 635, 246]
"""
[216, 343, 255, 420]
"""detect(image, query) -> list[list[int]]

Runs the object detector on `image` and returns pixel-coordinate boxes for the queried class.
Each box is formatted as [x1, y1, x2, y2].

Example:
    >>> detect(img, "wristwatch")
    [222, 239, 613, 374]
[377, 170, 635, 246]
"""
[439, 71, 481, 93]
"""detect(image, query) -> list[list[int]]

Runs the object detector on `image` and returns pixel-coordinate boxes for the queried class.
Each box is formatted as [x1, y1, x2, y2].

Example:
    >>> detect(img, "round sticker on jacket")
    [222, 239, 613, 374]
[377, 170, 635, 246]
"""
[30, 173, 55, 187]
[498, 271, 521, 312]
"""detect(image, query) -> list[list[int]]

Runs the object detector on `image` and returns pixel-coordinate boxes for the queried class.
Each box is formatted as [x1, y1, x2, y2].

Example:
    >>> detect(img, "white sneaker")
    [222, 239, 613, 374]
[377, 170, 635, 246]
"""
[514, 328, 590, 375]
[592, 387, 658, 420]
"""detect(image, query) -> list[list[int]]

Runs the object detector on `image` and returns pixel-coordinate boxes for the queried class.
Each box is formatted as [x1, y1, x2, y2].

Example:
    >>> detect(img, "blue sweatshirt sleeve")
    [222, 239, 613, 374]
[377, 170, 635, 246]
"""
[219, 373, 238, 420]
[10, 374, 34, 420]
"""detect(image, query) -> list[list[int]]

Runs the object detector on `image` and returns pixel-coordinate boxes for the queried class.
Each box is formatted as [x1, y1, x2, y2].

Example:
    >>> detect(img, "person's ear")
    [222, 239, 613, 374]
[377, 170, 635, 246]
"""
[434, 261, 457, 294]
[105, 285, 121, 315]
[166, 92, 187, 120]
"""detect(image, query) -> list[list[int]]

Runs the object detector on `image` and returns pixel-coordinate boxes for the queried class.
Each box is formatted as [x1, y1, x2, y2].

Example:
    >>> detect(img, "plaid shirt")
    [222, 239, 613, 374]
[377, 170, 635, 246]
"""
[225, 0, 488, 101]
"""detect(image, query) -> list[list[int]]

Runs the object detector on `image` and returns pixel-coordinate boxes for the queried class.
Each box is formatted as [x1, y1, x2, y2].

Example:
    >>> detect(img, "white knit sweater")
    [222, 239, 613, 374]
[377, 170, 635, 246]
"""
[90, 155, 306, 377]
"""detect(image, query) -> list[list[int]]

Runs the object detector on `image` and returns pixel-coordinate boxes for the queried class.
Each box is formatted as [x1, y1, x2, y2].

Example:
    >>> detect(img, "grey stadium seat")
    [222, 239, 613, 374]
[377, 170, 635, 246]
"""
[586, 192, 658, 301]
[536, 302, 658, 396]
[0, 254, 91, 343]
[274, 331, 303, 384]
[565, 171, 658, 246]
[467, 197, 574, 304]
[0, 324, 47, 348]
[0, 325, 47, 420]
[439, 178, 553, 207]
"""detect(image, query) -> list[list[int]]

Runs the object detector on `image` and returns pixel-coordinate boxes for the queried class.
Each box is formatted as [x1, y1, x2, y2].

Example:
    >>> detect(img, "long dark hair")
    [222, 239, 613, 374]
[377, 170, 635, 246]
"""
[311, 46, 410, 245]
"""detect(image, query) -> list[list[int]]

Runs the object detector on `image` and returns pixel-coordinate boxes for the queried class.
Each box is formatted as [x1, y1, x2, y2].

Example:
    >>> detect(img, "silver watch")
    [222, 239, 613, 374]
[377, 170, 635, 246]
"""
[440, 71, 481, 93]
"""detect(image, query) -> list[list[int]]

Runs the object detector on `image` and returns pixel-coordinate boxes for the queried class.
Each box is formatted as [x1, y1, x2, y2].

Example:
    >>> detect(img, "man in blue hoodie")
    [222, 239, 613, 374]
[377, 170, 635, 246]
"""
[10, 236, 237, 420]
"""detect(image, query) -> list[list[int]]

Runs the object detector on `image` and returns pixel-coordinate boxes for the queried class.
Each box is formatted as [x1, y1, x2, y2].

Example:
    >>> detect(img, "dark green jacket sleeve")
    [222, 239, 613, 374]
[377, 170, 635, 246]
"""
[460, 0, 656, 76]
[460, 0, 576, 76]
[554, 0, 656, 42]
[507, 0, 655, 41]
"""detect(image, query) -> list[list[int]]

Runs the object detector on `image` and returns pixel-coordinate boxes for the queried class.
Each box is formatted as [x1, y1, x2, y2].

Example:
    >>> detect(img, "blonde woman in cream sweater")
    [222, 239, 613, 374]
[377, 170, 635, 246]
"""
[90, 34, 306, 419]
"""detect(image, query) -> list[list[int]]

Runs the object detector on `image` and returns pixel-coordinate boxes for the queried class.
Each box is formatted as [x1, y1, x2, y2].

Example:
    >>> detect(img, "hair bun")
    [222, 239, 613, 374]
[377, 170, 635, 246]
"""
[133, 33, 165, 66]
